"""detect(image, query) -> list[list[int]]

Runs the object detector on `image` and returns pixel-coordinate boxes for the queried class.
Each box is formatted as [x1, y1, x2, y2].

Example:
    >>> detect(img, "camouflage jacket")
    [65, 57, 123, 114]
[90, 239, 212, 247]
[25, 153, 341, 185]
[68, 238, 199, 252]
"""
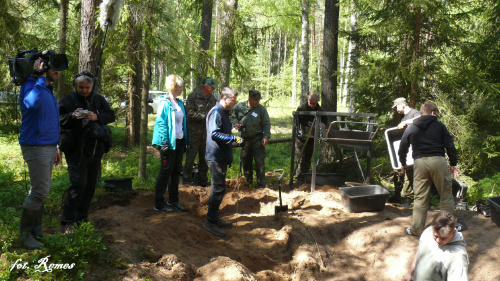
[230, 101, 271, 140]
[185, 89, 217, 129]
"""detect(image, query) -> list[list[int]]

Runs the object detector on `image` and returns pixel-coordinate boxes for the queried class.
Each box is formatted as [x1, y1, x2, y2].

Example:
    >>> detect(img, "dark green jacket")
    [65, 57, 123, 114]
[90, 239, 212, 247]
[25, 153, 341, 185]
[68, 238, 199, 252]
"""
[231, 101, 271, 140]
[185, 89, 217, 130]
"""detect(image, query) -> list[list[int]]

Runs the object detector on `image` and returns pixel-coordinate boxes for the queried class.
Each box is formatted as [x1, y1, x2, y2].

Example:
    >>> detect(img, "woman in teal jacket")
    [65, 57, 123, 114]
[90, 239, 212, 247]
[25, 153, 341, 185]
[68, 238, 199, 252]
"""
[152, 75, 188, 213]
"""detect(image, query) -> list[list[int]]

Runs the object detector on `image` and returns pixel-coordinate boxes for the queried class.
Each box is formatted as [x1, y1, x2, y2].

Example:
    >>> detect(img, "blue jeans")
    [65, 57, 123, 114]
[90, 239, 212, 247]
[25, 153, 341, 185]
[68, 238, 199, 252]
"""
[207, 161, 228, 223]
[21, 145, 57, 211]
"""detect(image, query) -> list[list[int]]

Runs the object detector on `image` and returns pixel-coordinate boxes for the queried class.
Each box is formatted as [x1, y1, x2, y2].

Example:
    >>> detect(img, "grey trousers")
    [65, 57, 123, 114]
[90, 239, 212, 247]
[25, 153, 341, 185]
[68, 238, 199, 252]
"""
[21, 145, 57, 211]
[410, 156, 455, 234]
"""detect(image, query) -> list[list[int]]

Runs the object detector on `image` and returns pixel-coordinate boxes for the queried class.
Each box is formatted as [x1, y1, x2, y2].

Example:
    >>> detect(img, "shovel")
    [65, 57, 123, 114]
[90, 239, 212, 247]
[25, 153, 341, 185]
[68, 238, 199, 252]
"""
[274, 169, 288, 215]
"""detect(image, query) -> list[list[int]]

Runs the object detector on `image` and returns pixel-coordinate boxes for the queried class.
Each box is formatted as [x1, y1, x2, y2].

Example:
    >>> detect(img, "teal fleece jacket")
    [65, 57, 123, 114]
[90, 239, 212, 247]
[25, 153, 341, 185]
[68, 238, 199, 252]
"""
[152, 95, 188, 149]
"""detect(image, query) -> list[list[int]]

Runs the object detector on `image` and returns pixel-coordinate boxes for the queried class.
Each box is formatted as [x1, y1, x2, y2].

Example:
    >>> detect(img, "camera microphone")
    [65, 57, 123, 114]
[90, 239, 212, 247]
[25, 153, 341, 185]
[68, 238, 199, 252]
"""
[99, 0, 123, 29]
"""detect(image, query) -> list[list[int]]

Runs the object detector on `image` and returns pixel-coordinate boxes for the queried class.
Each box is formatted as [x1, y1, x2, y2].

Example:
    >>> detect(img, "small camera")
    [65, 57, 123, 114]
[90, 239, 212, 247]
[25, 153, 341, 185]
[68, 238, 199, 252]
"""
[75, 110, 88, 119]
[8, 48, 69, 86]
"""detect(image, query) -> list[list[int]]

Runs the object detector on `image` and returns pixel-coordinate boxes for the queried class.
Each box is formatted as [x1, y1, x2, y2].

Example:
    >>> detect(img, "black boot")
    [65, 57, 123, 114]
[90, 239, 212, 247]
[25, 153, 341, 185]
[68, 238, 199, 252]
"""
[20, 208, 43, 249]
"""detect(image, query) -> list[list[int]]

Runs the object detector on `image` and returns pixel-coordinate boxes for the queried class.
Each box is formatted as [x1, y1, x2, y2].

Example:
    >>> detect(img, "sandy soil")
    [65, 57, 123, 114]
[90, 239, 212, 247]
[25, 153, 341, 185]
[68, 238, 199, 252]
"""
[89, 177, 500, 281]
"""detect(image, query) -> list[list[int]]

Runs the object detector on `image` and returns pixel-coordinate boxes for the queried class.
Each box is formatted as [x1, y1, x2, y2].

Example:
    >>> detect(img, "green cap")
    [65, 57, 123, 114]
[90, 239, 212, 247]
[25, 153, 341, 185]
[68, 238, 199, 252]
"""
[202, 77, 218, 89]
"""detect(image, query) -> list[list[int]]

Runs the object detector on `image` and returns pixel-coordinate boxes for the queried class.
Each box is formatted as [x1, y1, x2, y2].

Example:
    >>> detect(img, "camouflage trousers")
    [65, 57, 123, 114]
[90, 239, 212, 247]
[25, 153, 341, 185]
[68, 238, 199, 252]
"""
[241, 137, 266, 188]
[183, 131, 208, 186]
[394, 168, 415, 198]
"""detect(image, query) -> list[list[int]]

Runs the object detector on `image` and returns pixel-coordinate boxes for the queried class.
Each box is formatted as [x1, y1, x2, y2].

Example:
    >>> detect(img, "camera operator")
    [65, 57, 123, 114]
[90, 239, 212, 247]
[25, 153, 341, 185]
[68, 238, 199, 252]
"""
[18, 54, 63, 249]
[58, 71, 115, 233]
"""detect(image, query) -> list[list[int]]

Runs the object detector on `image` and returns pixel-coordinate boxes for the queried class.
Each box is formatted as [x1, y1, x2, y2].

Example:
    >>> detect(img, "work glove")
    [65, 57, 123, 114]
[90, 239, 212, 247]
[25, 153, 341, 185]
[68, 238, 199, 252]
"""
[397, 122, 407, 129]
[233, 136, 243, 144]
[160, 142, 170, 154]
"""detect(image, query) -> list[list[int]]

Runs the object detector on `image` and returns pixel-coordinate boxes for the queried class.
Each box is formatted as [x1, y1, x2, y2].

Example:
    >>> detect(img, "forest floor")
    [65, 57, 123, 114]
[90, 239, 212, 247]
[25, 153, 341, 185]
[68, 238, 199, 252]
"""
[86, 175, 500, 281]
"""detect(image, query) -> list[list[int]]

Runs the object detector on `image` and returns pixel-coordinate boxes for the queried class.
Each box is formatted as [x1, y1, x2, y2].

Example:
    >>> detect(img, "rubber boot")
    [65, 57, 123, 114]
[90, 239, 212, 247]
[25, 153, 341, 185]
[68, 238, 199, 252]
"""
[20, 208, 43, 249]
[31, 204, 44, 239]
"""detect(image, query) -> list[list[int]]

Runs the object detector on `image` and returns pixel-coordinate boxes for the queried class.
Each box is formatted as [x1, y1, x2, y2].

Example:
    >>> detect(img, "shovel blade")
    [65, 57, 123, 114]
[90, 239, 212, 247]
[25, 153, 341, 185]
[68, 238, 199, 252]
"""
[275, 205, 289, 215]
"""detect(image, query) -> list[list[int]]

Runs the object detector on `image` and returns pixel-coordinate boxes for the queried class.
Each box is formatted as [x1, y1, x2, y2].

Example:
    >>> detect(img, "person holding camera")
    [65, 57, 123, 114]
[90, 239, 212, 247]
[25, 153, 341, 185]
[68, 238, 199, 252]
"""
[152, 75, 188, 213]
[58, 71, 115, 232]
[18, 54, 63, 249]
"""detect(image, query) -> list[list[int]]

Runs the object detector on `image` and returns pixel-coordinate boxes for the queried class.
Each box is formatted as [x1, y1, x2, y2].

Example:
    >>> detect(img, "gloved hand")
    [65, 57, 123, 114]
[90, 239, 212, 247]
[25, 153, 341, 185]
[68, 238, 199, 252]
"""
[233, 136, 243, 144]
[397, 122, 407, 129]
[160, 142, 170, 154]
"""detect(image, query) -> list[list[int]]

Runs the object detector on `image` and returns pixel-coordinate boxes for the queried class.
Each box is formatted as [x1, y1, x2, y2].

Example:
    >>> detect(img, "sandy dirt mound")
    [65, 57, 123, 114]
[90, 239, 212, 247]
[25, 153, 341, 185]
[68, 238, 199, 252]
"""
[90, 180, 500, 281]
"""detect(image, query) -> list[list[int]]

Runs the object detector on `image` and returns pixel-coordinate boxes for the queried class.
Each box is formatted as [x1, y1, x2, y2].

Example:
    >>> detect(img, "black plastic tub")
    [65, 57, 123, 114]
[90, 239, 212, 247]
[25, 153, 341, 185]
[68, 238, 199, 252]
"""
[339, 185, 390, 212]
[104, 177, 134, 192]
[487, 196, 500, 227]
[303, 173, 344, 187]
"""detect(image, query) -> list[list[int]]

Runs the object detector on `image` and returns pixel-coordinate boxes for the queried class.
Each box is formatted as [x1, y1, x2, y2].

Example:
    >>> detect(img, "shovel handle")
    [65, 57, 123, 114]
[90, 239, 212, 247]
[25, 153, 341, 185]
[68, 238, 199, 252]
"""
[274, 169, 284, 182]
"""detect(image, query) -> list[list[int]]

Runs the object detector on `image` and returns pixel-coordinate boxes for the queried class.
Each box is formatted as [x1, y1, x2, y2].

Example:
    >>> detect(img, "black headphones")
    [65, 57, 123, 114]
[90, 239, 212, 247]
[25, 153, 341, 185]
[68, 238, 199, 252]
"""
[73, 71, 95, 86]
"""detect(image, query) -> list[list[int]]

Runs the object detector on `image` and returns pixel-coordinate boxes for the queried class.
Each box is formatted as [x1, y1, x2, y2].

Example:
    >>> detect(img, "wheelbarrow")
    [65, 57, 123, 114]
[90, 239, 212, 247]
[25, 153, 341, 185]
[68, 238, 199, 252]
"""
[274, 169, 288, 215]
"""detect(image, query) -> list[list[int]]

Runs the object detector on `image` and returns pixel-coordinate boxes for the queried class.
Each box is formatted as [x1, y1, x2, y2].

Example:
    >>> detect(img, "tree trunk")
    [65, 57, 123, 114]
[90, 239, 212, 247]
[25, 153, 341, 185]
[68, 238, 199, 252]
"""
[79, 0, 101, 93]
[347, 3, 358, 113]
[138, 0, 154, 179]
[267, 34, 272, 98]
[56, 0, 69, 100]
[292, 36, 298, 106]
[321, 0, 340, 112]
[300, 0, 310, 104]
[410, 7, 422, 109]
[125, 15, 143, 146]
[282, 33, 288, 96]
[196, 0, 214, 86]
[219, 0, 238, 89]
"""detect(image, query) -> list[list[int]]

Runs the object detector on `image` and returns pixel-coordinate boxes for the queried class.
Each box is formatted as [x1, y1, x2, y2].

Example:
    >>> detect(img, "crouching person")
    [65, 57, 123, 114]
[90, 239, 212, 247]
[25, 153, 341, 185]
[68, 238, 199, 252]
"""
[402, 211, 469, 281]
[59, 71, 115, 233]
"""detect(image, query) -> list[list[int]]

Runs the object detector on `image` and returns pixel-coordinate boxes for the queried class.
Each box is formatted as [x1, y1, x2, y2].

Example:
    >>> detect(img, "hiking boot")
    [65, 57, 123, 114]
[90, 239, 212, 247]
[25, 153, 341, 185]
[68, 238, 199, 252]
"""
[182, 176, 193, 186]
[388, 193, 401, 203]
[404, 227, 420, 237]
[154, 206, 174, 213]
[20, 209, 43, 249]
[61, 223, 74, 235]
[217, 219, 233, 229]
[203, 221, 226, 237]
[167, 201, 186, 212]
[456, 222, 467, 232]
[402, 197, 413, 208]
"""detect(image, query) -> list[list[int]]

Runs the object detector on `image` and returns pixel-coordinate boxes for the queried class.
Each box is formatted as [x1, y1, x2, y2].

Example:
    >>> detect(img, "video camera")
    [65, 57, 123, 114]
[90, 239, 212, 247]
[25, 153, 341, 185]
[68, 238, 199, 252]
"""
[8, 48, 69, 86]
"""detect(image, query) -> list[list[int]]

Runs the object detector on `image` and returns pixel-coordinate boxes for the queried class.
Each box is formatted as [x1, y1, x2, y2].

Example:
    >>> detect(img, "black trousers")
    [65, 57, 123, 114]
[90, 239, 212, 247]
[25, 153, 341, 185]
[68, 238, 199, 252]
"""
[206, 161, 228, 223]
[155, 139, 185, 209]
[61, 151, 101, 225]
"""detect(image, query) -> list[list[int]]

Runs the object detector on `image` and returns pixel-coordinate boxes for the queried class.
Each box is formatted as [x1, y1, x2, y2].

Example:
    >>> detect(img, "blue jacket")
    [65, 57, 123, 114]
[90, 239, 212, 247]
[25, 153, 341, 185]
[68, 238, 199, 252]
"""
[206, 102, 237, 166]
[19, 76, 60, 146]
[152, 95, 188, 149]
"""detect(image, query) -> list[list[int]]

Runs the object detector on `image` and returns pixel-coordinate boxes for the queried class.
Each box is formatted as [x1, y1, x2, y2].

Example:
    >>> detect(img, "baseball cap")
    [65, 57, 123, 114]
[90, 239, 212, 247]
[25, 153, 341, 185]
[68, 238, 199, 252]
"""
[392, 97, 407, 108]
[201, 77, 218, 89]
[249, 89, 262, 100]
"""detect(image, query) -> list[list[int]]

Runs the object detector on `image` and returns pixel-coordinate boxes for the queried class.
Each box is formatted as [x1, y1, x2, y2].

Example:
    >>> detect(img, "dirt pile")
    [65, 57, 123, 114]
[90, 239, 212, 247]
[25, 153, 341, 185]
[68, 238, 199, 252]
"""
[90, 180, 500, 281]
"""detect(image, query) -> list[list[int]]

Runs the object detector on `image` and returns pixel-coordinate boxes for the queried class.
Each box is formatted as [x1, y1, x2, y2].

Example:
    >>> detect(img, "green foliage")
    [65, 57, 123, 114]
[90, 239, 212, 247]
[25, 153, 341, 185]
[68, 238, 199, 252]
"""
[466, 173, 500, 204]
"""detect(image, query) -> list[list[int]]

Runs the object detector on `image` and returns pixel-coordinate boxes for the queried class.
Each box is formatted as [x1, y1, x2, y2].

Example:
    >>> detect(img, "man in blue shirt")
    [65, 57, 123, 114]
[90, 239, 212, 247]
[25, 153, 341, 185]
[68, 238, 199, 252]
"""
[18, 56, 63, 249]
[203, 87, 242, 237]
